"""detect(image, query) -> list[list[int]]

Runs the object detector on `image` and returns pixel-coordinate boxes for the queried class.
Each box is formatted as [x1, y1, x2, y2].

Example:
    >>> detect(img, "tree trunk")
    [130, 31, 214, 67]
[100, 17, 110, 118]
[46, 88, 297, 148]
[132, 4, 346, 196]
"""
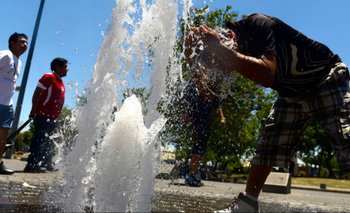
[326, 153, 336, 178]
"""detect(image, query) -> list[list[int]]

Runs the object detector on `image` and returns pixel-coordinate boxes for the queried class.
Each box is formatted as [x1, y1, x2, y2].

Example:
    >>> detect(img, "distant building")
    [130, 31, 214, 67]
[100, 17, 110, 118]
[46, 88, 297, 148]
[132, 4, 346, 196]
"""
[160, 146, 176, 163]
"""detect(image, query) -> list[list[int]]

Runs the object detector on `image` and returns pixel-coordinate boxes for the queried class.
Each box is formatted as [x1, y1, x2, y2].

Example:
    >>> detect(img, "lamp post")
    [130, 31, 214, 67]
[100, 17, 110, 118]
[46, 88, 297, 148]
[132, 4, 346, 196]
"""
[5, 0, 46, 158]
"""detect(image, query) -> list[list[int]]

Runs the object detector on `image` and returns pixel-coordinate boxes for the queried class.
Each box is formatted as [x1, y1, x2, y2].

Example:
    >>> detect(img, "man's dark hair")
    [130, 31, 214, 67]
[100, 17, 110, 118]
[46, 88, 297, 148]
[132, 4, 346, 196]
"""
[8, 32, 28, 49]
[50, 57, 68, 71]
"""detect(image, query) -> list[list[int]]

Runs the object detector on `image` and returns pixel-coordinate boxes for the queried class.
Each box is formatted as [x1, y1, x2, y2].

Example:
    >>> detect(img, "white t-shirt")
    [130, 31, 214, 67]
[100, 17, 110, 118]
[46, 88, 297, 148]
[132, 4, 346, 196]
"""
[0, 50, 22, 105]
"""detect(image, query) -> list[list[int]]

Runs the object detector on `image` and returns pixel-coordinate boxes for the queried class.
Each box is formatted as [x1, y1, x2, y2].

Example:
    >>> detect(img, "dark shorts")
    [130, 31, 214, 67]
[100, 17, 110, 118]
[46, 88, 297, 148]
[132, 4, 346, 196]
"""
[26, 117, 57, 167]
[191, 119, 211, 155]
[0, 104, 14, 128]
[253, 63, 350, 172]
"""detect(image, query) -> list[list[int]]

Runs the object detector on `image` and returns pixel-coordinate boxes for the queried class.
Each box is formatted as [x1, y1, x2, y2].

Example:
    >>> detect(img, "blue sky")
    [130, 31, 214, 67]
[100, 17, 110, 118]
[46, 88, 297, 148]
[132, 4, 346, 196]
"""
[1, 0, 349, 124]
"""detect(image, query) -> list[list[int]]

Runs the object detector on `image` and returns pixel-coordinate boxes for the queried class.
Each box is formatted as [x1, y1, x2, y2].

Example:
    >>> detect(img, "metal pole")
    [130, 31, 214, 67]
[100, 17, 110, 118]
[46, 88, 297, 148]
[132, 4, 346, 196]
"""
[4, 0, 46, 158]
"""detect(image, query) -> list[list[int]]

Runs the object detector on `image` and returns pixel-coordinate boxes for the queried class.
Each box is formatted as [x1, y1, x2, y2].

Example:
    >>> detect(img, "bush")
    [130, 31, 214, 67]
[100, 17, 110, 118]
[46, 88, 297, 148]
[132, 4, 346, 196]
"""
[242, 166, 250, 174]
[298, 171, 307, 177]
[319, 168, 329, 178]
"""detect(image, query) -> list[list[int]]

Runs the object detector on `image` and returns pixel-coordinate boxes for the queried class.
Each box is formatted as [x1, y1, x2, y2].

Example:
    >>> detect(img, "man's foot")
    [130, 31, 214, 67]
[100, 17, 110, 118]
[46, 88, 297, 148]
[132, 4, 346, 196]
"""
[213, 193, 259, 213]
[0, 161, 14, 175]
[45, 165, 58, 172]
[23, 165, 46, 173]
[185, 172, 203, 187]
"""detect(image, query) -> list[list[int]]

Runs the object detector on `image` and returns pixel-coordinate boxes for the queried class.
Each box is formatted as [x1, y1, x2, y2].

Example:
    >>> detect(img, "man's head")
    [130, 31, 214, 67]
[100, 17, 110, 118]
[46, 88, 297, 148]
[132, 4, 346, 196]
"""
[8, 32, 28, 58]
[226, 20, 248, 52]
[51, 57, 69, 77]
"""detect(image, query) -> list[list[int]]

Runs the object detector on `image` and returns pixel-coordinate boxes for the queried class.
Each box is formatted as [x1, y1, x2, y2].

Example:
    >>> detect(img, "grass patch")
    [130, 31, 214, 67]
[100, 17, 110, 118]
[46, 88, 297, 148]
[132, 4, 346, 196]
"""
[207, 173, 350, 189]
[292, 177, 350, 188]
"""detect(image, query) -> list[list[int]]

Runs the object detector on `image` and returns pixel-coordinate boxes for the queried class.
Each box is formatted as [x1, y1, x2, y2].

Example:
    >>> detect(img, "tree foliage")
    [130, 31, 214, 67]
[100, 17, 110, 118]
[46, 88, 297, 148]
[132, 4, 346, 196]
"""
[14, 107, 78, 156]
[14, 124, 33, 152]
[56, 106, 79, 155]
[298, 121, 339, 178]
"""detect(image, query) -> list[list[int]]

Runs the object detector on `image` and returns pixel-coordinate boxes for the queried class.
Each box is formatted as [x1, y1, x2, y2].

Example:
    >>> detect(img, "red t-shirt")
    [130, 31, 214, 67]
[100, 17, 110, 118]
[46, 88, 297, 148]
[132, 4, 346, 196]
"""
[33, 72, 65, 119]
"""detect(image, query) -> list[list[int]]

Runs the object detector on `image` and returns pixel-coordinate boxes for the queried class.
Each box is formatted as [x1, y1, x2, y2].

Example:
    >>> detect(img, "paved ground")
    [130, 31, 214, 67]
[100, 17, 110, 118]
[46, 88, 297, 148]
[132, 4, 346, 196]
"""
[1, 158, 350, 212]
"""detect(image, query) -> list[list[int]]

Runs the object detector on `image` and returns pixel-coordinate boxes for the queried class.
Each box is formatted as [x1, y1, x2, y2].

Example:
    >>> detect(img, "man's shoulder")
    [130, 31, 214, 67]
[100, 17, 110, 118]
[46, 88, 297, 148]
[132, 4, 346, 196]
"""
[40, 73, 64, 87]
[41, 72, 55, 78]
[39, 73, 56, 82]
[0, 50, 12, 59]
[0, 49, 11, 54]
[244, 13, 277, 27]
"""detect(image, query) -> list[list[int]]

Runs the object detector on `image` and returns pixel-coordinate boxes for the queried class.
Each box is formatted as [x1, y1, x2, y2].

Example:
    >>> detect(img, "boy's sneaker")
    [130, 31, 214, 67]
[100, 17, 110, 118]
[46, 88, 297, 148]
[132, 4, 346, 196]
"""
[23, 165, 46, 173]
[0, 161, 14, 175]
[44, 163, 58, 171]
[45, 165, 58, 172]
[185, 172, 203, 187]
[213, 193, 259, 213]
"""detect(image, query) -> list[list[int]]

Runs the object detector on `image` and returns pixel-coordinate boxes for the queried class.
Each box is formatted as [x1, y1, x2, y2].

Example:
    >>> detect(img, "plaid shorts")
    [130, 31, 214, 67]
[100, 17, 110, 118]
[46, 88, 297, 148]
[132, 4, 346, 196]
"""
[252, 62, 350, 172]
[0, 104, 14, 128]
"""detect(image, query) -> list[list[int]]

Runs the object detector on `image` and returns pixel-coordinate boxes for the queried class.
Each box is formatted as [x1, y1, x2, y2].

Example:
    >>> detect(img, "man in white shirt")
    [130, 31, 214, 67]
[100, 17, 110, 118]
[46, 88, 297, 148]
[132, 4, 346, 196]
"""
[0, 32, 28, 175]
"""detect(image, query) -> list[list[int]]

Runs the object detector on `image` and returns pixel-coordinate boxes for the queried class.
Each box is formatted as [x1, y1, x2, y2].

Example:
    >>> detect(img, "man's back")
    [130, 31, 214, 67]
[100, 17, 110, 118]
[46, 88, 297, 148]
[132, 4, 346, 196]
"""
[33, 72, 65, 119]
[227, 13, 339, 97]
[0, 50, 21, 105]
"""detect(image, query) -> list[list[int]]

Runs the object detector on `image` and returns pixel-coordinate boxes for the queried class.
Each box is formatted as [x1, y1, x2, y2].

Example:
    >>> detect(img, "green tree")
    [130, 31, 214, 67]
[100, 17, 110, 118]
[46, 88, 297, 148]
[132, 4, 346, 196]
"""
[56, 106, 79, 155]
[123, 87, 151, 115]
[14, 128, 32, 152]
[298, 121, 339, 178]
[207, 74, 275, 170]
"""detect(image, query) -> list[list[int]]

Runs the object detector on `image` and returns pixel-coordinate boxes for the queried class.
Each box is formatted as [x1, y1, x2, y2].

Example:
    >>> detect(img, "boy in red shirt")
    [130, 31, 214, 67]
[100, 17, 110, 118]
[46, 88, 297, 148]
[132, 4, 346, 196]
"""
[24, 57, 68, 173]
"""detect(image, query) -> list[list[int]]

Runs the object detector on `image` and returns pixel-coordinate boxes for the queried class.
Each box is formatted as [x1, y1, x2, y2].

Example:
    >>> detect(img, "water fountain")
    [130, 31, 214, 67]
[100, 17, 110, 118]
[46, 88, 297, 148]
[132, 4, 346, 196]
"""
[61, 0, 191, 211]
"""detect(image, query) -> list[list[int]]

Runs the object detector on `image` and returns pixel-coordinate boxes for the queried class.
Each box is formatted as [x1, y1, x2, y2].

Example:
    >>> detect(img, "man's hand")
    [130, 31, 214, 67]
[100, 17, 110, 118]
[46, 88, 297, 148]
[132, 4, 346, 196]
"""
[220, 117, 226, 127]
[184, 26, 201, 66]
[218, 106, 226, 127]
[184, 25, 222, 66]
[29, 110, 35, 119]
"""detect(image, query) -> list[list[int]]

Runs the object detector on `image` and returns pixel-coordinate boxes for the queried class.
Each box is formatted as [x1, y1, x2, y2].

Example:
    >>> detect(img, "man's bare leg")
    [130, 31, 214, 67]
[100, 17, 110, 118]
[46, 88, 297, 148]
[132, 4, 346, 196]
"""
[0, 128, 10, 162]
[185, 154, 203, 186]
[245, 164, 272, 198]
[0, 128, 14, 175]
[189, 154, 201, 175]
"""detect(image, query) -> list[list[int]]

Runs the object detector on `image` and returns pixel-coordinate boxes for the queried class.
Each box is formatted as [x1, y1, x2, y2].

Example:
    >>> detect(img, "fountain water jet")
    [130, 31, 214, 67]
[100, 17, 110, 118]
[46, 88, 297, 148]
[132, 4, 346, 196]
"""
[61, 0, 191, 212]
[94, 95, 166, 212]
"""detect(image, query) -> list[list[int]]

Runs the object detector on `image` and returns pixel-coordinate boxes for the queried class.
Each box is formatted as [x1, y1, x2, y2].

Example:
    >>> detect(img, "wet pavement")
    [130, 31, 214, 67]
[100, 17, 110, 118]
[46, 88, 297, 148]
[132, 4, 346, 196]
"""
[1, 158, 350, 212]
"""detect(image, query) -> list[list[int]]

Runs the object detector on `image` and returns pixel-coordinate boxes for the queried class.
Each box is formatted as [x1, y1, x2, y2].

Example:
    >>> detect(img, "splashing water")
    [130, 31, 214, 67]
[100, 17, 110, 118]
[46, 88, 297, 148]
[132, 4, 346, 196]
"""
[94, 95, 167, 212]
[61, 0, 191, 212]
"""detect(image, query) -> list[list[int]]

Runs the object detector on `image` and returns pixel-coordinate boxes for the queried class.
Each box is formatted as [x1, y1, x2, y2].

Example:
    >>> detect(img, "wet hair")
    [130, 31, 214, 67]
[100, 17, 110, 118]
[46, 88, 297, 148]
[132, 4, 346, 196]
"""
[8, 32, 28, 49]
[226, 21, 240, 32]
[50, 57, 68, 71]
[225, 15, 248, 33]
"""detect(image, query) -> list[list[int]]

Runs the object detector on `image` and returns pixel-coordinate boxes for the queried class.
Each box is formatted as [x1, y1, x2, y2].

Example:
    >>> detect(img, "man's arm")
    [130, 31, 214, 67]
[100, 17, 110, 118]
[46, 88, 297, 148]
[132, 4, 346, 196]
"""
[185, 25, 277, 87]
[30, 87, 45, 118]
[211, 43, 276, 87]
[217, 105, 226, 126]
